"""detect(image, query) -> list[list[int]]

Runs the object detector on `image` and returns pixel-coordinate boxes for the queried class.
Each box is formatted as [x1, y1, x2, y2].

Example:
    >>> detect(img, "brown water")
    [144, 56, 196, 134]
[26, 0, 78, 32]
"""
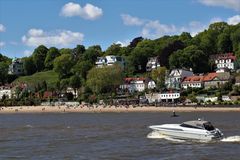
[0, 112, 240, 160]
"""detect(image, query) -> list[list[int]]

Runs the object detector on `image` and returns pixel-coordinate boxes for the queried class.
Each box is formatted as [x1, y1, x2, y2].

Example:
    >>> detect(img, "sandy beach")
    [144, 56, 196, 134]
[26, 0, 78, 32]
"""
[0, 105, 240, 114]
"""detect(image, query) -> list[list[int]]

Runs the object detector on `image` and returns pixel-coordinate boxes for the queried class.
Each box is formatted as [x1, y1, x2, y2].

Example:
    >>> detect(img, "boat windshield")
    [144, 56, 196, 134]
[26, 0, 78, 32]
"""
[203, 123, 215, 131]
[180, 123, 203, 129]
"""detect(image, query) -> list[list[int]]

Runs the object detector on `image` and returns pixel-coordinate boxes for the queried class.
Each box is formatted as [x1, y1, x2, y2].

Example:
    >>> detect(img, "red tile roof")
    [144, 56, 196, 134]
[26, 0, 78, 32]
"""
[203, 72, 218, 81]
[212, 53, 236, 61]
[183, 72, 218, 83]
[182, 75, 204, 83]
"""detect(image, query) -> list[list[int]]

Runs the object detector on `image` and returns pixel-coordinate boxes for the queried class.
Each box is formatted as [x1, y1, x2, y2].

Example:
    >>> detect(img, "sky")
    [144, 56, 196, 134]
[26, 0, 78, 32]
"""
[0, 0, 240, 58]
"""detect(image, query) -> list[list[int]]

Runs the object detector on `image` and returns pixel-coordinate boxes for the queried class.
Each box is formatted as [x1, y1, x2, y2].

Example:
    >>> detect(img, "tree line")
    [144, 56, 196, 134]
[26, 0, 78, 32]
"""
[0, 22, 240, 102]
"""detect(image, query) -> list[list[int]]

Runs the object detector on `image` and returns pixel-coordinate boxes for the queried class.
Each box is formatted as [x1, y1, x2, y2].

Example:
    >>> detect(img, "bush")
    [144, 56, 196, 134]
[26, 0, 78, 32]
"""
[88, 94, 98, 104]
[234, 101, 240, 105]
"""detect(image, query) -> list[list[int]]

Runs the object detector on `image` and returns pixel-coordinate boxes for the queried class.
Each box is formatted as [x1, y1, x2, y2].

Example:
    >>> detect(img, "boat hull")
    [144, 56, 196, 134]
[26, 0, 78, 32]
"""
[149, 125, 223, 141]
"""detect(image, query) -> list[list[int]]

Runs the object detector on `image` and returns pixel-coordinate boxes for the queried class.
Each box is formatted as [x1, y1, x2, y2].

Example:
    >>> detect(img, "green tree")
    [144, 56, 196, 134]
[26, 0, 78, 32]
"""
[105, 43, 122, 56]
[54, 54, 74, 79]
[0, 62, 8, 85]
[59, 48, 72, 55]
[217, 33, 232, 53]
[169, 50, 190, 69]
[72, 45, 85, 61]
[230, 28, 240, 57]
[209, 22, 228, 33]
[179, 32, 192, 46]
[86, 65, 123, 94]
[71, 61, 93, 79]
[0, 53, 11, 63]
[23, 57, 37, 75]
[70, 75, 81, 95]
[129, 37, 143, 48]
[151, 67, 167, 90]
[154, 37, 185, 67]
[129, 39, 155, 72]
[41, 80, 48, 92]
[83, 45, 102, 64]
[169, 45, 209, 73]
[44, 47, 60, 70]
[32, 45, 49, 72]
[60, 78, 70, 92]
[199, 30, 217, 55]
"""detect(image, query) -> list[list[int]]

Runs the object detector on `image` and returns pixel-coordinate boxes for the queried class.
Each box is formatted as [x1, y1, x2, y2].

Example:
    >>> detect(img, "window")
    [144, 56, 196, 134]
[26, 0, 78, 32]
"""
[203, 123, 215, 131]
[180, 123, 202, 129]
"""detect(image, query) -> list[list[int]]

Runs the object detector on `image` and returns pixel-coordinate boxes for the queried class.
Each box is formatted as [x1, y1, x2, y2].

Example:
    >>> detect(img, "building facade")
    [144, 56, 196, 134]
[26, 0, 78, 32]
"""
[95, 55, 125, 68]
[120, 78, 149, 93]
[158, 92, 180, 102]
[8, 58, 24, 75]
[145, 92, 180, 103]
[0, 85, 12, 99]
[181, 75, 204, 89]
[165, 69, 193, 90]
[203, 72, 230, 89]
[146, 57, 161, 72]
[212, 53, 237, 71]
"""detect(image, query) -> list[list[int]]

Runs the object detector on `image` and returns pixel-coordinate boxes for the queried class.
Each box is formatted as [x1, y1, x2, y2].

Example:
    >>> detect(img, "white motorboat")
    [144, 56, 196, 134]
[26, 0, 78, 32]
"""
[149, 119, 223, 141]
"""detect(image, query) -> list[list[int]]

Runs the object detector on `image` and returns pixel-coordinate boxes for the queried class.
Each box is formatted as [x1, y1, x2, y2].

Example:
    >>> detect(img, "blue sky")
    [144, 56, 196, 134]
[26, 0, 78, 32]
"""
[0, 0, 240, 58]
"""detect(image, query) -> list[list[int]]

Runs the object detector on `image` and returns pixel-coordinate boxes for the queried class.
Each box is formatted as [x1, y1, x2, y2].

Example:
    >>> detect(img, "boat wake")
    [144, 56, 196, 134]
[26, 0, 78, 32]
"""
[147, 131, 240, 143]
[221, 136, 240, 142]
[147, 131, 185, 142]
[147, 131, 167, 139]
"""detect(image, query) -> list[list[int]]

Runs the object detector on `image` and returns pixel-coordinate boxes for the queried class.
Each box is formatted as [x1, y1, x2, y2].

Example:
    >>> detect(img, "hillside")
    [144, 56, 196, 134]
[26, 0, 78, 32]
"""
[12, 70, 58, 88]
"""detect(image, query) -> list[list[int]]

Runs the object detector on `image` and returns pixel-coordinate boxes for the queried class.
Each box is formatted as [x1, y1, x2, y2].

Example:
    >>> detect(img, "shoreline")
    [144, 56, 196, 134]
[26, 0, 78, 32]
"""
[0, 105, 240, 114]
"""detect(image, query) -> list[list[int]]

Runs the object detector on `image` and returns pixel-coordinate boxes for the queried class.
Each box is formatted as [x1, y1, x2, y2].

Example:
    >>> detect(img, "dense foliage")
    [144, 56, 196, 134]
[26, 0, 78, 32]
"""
[1, 22, 240, 102]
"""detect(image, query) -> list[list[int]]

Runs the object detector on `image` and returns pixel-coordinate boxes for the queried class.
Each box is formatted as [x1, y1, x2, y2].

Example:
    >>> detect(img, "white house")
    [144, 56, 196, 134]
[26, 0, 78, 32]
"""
[196, 95, 218, 103]
[120, 78, 149, 93]
[222, 95, 231, 101]
[212, 53, 237, 71]
[181, 75, 204, 89]
[146, 57, 161, 72]
[158, 92, 180, 102]
[165, 69, 193, 90]
[8, 58, 24, 75]
[145, 92, 180, 103]
[66, 87, 78, 98]
[0, 86, 12, 99]
[95, 57, 106, 68]
[95, 55, 125, 68]
[148, 80, 156, 89]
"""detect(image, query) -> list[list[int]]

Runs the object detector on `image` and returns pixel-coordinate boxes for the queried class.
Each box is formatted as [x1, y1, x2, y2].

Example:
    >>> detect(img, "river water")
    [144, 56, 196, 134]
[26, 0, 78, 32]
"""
[0, 112, 240, 160]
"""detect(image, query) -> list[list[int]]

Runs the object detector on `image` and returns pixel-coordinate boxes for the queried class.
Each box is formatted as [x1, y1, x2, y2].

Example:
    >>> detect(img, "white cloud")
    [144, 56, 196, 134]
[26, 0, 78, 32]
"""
[227, 15, 240, 25]
[120, 14, 177, 38]
[121, 13, 240, 39]
[60, 2, 103, 20]
[142, 20, 177, 38]
[198, 0, 240, 11]
[210, 17, 223, 23]
[121, 14, 144, 26]
[28, 28, 44, 36]
[0, 41, 5, 47]
[22, 28, 84, 47]
[0, 24, 6, 32]
[180, 21, 208, 36]
[23, 50, 32, 56]
[116, 39, 130, 47]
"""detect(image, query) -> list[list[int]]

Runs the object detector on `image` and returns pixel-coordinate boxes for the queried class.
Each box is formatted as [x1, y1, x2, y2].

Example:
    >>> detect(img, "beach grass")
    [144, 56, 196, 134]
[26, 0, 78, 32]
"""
[12, 70, 58, 87]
